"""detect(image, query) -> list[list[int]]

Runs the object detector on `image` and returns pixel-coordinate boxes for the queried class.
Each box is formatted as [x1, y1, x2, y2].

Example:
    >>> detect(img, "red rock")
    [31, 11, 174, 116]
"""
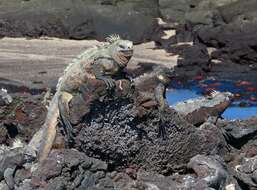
[234, 93, 242, 98]
[246, 87, 257, 92]
[239, 102, 252, 107]
[249, 97, 257, 102]
[208, 83, 222, 87]
[234, 81, 252, 87]
[192, 75, 203, 80]
[15, 109, 27, 122]
[199, 84, 208, 88]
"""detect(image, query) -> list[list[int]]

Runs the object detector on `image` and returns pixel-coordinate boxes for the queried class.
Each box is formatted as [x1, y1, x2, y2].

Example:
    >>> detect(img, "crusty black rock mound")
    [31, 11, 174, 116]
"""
[66, 76, 228, 173]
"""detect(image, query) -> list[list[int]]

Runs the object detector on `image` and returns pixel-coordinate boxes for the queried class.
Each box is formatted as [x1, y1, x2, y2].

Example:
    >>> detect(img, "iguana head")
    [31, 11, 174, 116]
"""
[208, 90, 234, 101]
[106, 34, 133, 68]
[155, 66, 177, 85]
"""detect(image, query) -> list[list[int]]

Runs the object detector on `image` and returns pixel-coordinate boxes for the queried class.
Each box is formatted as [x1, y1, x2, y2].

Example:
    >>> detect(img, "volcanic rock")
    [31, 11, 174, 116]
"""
[173, 91, 233, 126]
[187, 154, 229, 189]
[29, 149, 114, 190]
[219, 117, 257, 149]
[235, 155, 257, 189]
[0, 94, 46, 145]
[68, 74, 228, 173]
[0, 0, 159, 43]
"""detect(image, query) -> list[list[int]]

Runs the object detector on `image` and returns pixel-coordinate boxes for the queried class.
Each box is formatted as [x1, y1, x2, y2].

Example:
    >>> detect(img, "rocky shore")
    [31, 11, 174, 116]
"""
[0, 0, 257, 189]
[0, 71, 257, 190]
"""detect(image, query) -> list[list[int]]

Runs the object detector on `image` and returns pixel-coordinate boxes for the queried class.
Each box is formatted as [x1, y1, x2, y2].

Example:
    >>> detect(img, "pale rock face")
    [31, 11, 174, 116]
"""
[173, 91, 233, 115]
[226, 184, 236, 190]
[0, 88, 13, 105]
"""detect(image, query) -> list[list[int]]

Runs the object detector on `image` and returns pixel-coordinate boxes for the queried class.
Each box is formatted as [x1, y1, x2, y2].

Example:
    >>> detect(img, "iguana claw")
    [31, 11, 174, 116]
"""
[103, 78, 115, 90]
[96, 76, 115, 90]
[158, 114, 167, 140]
[158, 124, 167, 140]
[58, 92, 75, 146]
[60, 114, 75, 144]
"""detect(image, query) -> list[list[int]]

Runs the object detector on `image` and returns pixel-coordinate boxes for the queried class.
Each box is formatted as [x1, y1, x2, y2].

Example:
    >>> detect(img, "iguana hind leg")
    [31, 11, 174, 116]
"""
[157, 112, 167, 140]
[37, 91, 73, 162]
[155, 83, 168, 140]
[58, 92, 74, 144]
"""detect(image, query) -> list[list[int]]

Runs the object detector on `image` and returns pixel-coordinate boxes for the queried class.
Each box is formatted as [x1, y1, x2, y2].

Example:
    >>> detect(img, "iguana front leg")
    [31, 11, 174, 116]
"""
[155, 83, 167, 139]
[92, 62, 115, 90]
[58, 91, 74, 144]
[207, 116, 220, 125]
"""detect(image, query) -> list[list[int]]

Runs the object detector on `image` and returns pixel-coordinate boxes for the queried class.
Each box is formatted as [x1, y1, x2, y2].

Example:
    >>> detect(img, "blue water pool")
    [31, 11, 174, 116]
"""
[167, 79, 257, 120]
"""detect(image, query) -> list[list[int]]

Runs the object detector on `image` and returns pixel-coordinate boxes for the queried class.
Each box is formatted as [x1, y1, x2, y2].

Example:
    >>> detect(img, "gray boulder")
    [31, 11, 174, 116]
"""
[29, 149, 114, 190]
[0, 0, 159, 43]
[159, 0, 235, 25]
[235, 155, 257, 189]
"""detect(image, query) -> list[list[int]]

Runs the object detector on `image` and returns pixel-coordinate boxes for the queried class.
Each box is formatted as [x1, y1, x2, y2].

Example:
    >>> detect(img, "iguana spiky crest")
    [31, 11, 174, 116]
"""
[62, 34, 121, 76]
[106, 34, 121, 43]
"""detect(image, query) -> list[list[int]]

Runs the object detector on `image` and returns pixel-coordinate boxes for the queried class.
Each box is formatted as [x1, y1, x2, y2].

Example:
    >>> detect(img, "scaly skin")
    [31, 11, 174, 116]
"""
[134, 66, 177, 139]
[154, 67, 177, 139]
[28, 35, 134, 162]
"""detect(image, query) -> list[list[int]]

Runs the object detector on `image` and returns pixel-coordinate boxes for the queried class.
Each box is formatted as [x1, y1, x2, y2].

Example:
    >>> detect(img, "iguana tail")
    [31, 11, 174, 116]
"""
[27, 93, 59, 162]
[38, 93, 60, 162]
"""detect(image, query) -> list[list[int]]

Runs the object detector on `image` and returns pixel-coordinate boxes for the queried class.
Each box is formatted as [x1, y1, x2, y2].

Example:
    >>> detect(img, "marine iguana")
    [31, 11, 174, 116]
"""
[134, 66, 177, 138]
[28, 35, 134, 162]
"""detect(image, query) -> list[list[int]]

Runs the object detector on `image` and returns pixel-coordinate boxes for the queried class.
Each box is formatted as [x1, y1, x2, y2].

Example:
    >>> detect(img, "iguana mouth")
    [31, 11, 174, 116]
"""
[120, 49, 133, 57]
[167, 72, 178, 79]
[116, 50, 133, 67]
